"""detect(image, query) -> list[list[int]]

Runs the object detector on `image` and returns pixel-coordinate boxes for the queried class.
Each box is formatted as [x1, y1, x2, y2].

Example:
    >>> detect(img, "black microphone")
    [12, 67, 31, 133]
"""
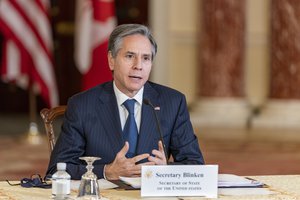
[143, 99, 169, 164]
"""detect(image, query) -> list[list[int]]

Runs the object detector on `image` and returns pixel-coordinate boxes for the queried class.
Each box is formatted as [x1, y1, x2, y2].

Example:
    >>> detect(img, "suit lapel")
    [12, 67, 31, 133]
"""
[137, 83, 161, 154]
[95, 82, 124, 155]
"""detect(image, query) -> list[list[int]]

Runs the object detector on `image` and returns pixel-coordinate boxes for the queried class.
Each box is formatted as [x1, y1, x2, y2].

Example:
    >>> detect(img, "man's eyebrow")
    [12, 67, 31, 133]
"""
[125, 51, 151, 57]
[125, 51, 135, 54]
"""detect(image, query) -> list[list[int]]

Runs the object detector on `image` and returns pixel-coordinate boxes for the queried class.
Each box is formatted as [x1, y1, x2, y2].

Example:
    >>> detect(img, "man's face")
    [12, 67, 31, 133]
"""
[108, 34, 153, 97]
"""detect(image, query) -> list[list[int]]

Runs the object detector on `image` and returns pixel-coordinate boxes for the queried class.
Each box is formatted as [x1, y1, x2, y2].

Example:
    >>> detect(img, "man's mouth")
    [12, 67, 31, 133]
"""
[129, 75, 142, 80]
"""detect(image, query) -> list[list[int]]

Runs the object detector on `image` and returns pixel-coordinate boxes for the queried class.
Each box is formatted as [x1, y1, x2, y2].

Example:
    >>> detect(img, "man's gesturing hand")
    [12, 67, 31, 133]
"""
[105, 142, 151, 180]
[148, 140, 167, 165]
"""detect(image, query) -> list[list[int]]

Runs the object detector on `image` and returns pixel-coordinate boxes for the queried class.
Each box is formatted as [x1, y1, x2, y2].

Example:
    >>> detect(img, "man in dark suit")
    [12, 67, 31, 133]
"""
[47, 24, 204, 180]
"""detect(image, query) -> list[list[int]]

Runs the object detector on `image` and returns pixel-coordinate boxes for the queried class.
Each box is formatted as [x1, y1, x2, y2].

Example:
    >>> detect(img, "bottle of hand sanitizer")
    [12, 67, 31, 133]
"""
[52, 162, 71, 199]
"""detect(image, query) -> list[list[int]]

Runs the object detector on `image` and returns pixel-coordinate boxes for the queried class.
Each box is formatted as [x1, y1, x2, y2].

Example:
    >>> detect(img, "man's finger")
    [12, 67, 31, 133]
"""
[158, 140, 164, 154]
[118, 142, 129, 157]
[132, 153, 150, 163]
[152, 149, 163, 159]
[138, 161, 155, 166]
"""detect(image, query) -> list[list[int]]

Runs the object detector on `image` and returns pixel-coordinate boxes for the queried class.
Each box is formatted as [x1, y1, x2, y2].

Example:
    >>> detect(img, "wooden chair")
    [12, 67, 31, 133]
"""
[40, 105, 67, 154]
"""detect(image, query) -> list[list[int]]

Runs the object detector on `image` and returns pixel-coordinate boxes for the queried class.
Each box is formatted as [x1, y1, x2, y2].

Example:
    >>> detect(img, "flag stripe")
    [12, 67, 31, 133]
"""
[21, 0, 52, 51]
[36, 0, 50, 15]
[6, 40, 21, 80]
[0, 0, 58, 107]
[9, 0, 52, 58]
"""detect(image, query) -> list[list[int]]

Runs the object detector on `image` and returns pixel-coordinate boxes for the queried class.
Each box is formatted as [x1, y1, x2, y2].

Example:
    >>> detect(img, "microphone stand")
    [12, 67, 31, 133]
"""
[143, 99, 169, 164]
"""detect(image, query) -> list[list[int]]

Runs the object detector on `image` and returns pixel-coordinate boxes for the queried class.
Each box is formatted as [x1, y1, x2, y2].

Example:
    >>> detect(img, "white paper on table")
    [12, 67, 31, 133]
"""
[219, 188, 277, 196]
[118, 174, 265, 189]
[218, 174, 264, 188]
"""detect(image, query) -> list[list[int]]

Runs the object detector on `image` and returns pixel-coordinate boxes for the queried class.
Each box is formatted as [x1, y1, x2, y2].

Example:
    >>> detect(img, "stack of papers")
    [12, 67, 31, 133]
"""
[119, 174, 264, 189]
[218, 174, 264, 188]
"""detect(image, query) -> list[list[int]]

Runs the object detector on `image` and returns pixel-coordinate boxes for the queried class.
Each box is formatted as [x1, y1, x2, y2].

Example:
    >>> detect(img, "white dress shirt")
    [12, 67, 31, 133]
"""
[113, 82, 143, 132]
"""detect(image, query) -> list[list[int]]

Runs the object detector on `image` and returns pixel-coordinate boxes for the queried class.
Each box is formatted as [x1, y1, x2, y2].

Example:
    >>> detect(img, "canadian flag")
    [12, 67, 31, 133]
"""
[74, 0, 116, 90]
[0, 0, 59, 108]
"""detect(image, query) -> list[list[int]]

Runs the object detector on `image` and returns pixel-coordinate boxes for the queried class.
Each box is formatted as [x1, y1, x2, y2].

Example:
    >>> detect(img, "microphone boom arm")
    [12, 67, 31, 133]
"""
[143, 99, 169, 164]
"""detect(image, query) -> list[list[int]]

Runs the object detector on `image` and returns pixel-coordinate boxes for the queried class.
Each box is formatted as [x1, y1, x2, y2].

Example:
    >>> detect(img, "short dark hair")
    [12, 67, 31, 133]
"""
[108, 24, 157, 60]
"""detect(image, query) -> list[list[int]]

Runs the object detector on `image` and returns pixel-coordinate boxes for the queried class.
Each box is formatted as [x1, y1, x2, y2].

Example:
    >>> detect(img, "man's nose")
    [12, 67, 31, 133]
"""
[133, 57, 142, 70]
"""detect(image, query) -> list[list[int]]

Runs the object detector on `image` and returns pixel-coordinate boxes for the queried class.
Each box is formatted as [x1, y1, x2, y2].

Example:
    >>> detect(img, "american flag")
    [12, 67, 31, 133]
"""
[74, 0, 116, 90]
[0, 0, 58, 107]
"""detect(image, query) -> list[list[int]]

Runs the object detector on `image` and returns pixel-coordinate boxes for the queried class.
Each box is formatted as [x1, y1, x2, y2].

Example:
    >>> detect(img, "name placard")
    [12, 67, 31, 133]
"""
[141, 165, 218, 198]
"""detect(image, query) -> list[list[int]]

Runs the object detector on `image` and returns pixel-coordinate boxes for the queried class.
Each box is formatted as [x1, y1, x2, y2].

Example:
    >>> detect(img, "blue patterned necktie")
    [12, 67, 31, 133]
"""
[123, 99, 138, 158]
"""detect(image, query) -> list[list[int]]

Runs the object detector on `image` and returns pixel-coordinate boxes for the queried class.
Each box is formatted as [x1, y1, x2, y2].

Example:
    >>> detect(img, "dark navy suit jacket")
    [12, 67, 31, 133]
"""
[46, 81, 204, 179]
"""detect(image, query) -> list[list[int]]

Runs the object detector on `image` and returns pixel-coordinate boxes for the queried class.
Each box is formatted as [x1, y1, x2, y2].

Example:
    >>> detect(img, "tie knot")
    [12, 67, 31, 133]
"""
[123, 99, 136, 114]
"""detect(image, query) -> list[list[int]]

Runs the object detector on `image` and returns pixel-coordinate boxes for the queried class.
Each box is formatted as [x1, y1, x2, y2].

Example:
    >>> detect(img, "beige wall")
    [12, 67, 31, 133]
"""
[150, 0, 199, 104]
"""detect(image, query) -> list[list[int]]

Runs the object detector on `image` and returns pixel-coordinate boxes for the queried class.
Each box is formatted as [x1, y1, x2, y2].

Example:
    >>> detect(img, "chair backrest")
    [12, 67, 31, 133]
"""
[40, 105, 67, 154]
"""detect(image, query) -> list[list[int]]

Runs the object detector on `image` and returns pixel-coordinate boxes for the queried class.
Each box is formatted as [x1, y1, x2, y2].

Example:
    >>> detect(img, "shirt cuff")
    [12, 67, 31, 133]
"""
[103, 164, 107, 180]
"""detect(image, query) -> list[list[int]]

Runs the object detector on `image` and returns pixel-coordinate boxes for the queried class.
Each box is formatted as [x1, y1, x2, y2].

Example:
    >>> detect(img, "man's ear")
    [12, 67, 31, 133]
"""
[107, 52, 114, 71]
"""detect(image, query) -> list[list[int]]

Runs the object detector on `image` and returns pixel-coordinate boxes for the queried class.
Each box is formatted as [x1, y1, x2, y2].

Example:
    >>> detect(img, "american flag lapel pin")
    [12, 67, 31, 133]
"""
[154, 106, 160, 111]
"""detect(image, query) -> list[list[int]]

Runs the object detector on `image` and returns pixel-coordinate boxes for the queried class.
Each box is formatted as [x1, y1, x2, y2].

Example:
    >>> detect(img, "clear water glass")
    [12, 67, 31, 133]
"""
[77, 156, 101, 200]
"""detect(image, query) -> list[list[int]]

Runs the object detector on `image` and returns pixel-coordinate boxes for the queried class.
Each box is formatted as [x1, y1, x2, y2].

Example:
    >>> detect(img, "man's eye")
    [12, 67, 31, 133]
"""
[143, 56, 151, 61]
[126, 54, 134, 59]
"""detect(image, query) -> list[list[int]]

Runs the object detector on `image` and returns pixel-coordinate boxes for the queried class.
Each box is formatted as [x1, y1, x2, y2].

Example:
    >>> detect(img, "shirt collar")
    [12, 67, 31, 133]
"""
[113, 81, 144, 106]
